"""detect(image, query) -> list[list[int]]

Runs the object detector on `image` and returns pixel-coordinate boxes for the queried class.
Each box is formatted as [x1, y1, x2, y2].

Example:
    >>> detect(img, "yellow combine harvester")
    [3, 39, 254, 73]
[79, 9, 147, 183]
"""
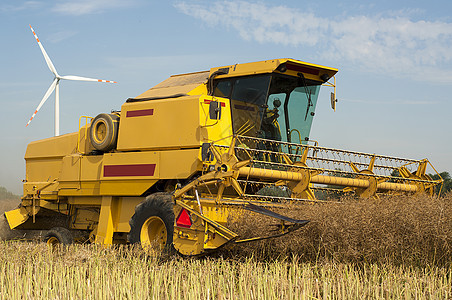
[5, 59, 442, 255]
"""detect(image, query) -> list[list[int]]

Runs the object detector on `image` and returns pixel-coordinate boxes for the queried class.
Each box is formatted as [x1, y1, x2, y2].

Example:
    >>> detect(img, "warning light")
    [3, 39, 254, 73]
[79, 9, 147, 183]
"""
[176, 208, 192, 228]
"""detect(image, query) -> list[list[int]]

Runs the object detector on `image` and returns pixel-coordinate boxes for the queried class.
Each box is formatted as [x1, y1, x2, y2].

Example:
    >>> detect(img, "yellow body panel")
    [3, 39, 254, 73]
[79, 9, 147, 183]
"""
[159, 149, 201, 178]
[198, 95, 234, 144]
[117, 96, 201, 151]
[25, 133, 78, 159]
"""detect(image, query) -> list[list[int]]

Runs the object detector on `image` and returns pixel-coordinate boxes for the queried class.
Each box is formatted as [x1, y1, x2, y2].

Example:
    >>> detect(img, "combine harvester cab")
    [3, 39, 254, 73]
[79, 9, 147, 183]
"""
[5, 59, 443, 256]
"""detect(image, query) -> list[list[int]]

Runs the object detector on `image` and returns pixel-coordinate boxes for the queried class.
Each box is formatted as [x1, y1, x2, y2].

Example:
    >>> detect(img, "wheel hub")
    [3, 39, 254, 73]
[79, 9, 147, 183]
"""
[140, 216, 167, 250]
[46, 236, 59, 246]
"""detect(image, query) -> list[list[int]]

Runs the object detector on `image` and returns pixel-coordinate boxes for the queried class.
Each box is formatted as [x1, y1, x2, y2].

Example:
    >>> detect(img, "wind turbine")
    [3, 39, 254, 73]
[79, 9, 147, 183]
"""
[26, 25, 116, 136]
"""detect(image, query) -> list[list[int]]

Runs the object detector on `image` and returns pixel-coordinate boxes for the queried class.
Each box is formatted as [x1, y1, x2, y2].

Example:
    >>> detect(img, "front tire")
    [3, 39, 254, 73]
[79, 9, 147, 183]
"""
[44, 227, 73, 245]
[128, 193, 175, 252]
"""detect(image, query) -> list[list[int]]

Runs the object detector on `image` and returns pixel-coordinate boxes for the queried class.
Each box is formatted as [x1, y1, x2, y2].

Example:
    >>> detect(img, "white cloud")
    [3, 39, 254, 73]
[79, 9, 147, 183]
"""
[0, 1, 41, 12]
[175, 1, 328, 46]
[52, 0, 134, 16]
[47, 30, 78, 43]
[175, 1, 452, 82]
[1, 0, 135, 15]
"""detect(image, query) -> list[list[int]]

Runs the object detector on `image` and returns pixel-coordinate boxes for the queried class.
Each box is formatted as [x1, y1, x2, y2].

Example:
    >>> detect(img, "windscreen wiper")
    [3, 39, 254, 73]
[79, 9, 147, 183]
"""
[298, 72, 313, 121]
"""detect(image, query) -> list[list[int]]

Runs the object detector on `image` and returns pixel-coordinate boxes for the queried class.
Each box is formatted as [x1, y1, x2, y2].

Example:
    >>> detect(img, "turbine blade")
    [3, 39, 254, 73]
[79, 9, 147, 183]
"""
[60, 75, 117, 83]
[29, 25, 59, 77]
[26, 78, 58, 127]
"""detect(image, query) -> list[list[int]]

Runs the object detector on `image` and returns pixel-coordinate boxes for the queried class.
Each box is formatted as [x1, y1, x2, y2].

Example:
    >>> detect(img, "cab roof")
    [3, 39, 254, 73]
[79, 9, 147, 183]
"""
[134, 58, 337, 100]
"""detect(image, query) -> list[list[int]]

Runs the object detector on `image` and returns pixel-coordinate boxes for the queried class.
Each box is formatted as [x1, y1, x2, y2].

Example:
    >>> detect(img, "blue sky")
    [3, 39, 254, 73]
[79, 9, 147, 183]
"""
[0, 0, 451, 194]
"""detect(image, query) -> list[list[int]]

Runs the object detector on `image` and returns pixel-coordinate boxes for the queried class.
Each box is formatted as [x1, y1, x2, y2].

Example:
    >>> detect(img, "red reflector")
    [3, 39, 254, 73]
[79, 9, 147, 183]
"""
[176, 208, 192, 228]
[204, 99, 225, 107]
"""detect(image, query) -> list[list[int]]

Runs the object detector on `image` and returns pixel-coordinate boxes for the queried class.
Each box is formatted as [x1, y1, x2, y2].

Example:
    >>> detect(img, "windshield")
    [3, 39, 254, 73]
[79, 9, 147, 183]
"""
[267, 79, 320, 144]
[214, 74, 271, 138]
[213, 73, 321, 144]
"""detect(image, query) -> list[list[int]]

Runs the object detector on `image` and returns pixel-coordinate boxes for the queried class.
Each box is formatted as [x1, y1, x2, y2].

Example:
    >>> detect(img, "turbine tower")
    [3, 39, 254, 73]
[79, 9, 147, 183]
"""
[26, 25, 116, 136]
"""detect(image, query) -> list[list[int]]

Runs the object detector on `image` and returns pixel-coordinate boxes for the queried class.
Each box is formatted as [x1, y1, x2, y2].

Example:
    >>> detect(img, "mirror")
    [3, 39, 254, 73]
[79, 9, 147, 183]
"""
[330, 92, 337, 111]
[209, 100, 222, 120]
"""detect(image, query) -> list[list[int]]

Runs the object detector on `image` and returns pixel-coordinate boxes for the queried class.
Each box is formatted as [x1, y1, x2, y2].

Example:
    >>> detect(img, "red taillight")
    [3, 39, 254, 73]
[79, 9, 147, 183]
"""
[176, 208, 192, 228]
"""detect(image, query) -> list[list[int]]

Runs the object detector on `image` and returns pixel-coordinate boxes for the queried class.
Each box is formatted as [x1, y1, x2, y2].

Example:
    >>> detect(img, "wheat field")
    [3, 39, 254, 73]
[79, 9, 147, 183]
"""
[0, 194, 450, 299]
[0, 242, 450, 299]
[227, 193, 452, 267]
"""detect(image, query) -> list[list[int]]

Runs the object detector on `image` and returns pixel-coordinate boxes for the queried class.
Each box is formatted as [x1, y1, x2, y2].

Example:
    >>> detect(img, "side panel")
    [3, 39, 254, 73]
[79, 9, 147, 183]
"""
[159, 148, 202, 179]
[59, 155, 81, 185]
[56, 149, 201, 197]
[24, 133, 79, 196]
[99, 150, 201, 195]
[25, 159, 61, 187]
[59, 155, 103, 196]
[25, 133, 78, 160]
[117, 96, 201, 151]
[199, 96, 234, 145]
[100, 152, 160, 196]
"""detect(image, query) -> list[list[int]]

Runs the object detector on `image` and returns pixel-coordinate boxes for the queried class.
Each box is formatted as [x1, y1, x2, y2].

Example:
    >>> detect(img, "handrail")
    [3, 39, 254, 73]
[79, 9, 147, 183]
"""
[77, 116, 93, 153]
